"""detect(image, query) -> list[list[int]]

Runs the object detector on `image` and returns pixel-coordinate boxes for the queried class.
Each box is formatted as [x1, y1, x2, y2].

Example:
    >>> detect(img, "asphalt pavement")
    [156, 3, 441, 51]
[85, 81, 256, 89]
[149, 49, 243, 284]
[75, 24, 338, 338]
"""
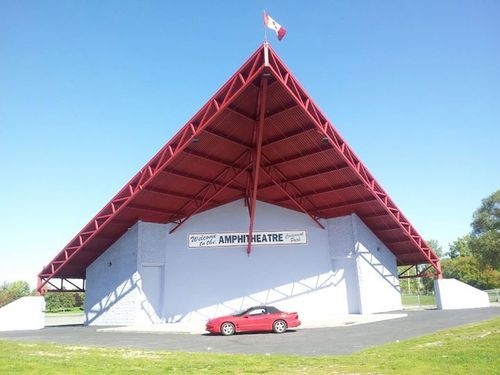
[0, 307, 498, 356]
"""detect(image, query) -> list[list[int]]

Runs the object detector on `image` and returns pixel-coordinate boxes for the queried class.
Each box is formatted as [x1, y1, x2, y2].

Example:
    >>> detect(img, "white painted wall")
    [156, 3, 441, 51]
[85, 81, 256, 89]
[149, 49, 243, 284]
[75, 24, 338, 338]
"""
[84, 224, 141, 326]
[161, 200, 342, 324]
[352, 215, 402, 313]
[434, 278, 490, 310]
[326, 214, 401, 314]
[84, 200, 402, 326]
[0, 296, 45, 331]
[327, 215, 361, 314]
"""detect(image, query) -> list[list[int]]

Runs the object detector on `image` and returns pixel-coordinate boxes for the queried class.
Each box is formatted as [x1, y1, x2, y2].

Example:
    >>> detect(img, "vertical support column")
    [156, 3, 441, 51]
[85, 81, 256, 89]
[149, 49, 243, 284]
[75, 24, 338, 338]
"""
[263, 42, 270, 67]
[247, 73, 269, 255]
[436, 260, 442, 279]
[36, 276, 43, 296]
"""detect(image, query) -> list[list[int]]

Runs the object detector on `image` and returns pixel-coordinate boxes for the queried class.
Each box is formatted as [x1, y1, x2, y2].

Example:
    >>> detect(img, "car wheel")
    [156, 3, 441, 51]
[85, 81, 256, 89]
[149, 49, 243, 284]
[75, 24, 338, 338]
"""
[273, 319, 287, 334]
[220, 322, 235, 336]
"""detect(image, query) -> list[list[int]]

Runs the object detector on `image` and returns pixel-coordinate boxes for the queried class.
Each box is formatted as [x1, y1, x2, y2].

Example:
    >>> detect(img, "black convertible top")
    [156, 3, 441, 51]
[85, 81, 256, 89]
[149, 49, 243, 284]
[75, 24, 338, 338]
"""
[233, 306, 282, 316]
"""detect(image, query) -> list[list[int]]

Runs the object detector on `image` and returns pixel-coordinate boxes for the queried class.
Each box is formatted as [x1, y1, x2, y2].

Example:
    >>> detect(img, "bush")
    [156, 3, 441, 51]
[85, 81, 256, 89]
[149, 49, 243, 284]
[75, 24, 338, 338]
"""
[44, 292, 85, 312]
[441, 256, 500, 290]
[0, 281, 31, 308]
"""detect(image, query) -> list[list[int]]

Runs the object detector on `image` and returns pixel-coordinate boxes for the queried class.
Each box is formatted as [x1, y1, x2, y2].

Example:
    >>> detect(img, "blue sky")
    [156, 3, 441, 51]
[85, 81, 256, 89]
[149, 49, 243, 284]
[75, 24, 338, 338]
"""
[1, 1, 499, 287]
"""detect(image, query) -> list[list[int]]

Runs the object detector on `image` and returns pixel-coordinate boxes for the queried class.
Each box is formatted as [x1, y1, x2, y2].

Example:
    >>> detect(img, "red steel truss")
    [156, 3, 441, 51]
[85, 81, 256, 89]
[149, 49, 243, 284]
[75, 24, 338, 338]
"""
[38, 43, 440, 293]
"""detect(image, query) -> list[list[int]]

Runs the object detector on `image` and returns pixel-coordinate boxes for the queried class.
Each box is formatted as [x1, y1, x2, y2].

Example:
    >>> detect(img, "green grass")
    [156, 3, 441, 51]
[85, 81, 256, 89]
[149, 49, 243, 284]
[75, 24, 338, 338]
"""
[401, 294, 436, 306]
[45, 307, 84, 315]
[1, 318, 499, 374]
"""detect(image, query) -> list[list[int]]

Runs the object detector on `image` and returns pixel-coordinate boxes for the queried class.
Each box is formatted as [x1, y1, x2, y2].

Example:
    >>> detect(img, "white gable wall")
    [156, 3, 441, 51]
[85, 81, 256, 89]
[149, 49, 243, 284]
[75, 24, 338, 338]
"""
[84, 200, 402, 326]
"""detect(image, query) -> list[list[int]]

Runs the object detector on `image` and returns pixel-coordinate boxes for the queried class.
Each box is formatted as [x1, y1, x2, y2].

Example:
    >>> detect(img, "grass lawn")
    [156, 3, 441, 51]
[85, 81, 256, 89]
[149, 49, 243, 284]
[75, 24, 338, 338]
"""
[401, 294, 436, 306]
[45, 307, 84, 316]
[1, 317, 498, 374]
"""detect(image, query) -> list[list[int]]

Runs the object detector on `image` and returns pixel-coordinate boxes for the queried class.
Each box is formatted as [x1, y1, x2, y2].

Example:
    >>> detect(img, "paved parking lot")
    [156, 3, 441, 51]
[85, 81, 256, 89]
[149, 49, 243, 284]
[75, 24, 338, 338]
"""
[1, 307, 498, 356]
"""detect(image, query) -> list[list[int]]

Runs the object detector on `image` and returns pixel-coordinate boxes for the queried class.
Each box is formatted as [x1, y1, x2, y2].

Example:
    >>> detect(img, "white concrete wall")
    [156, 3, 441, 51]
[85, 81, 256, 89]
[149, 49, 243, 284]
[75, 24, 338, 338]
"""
[136, 222, 168, 324]
[84, 223, 141, 326]
[84, 200, 403, 325]
[0, 296, 45, 331]
[327, 215, 362, 314]
[160, 200, 343, 324]
[326, 214, 401, 314]
[352, 215, 402, 313]
[434, 278, 490, 310]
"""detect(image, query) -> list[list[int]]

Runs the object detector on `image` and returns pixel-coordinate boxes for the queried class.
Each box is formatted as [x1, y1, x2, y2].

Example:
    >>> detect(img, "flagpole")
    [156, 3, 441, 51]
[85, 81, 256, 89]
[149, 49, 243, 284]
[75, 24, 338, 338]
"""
[263, 10, 268, 43]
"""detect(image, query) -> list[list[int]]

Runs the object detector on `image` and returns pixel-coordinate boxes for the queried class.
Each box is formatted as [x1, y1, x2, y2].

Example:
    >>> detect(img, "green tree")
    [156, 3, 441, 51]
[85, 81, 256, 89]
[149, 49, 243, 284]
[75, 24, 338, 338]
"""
[469, 190, 500, 269]
[0, 280, 31, 308]
[44, 292, 85, 312]
[448, 235, 472, 259]
[427, 239, 443, 258]
[74, 293, 85, 308]
[441, 256, 500, 289]
[44, 293, 62, 312]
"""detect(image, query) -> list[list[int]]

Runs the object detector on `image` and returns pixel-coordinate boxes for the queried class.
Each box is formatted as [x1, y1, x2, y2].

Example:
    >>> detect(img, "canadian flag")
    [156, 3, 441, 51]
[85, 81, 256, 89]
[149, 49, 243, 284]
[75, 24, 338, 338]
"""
[263, 11, 286, 41]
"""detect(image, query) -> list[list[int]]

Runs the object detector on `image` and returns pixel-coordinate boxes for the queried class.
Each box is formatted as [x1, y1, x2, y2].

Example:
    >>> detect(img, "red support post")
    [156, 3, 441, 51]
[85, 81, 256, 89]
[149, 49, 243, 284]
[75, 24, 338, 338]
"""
[247, 73, 269, 255]
[36, 276, 43, 295]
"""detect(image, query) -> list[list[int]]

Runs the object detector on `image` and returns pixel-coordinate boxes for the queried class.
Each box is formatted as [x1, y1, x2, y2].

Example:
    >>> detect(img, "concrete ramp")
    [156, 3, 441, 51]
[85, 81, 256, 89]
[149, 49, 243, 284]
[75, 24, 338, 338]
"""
[0, 296, 45, 331]
[434, 278, 490, 310]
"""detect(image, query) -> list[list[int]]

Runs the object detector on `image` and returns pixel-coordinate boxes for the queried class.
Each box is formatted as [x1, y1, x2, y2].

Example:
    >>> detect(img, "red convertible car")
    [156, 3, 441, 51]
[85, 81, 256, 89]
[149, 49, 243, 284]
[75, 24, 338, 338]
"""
[205, 306, 301, 335]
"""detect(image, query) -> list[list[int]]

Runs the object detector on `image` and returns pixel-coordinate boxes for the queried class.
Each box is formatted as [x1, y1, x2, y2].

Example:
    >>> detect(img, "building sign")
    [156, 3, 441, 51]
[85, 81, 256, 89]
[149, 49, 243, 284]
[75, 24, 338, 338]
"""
[188, 230, 307, 248]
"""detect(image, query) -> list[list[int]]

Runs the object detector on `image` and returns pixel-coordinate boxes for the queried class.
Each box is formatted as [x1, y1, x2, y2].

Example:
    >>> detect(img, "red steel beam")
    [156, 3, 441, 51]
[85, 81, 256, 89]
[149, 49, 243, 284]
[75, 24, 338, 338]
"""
[226, 105, 256, 121]
[273, 181, 365, 204]
[142, 186, 199, 201]
[247, 74, 269, 255]
[312, 197, 378, 215]
[258, 164, 350, 191]
[261, 168, 324, 229]
[169, 161, 252, 233]
[263, 102, 298, 121]
[262, 124, 316, 147]
[204, 129, 253, 150]
[127, 203, 182, 217]
[168, 150, 251, 232]
[264, 147, 331, 168]
[182, 149, 245, 169]
[161, 169, 246, 192]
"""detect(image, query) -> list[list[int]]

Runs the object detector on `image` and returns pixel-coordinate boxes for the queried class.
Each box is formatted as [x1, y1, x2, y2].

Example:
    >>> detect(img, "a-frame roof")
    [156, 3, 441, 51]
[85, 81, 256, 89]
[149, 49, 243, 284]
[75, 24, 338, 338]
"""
[38, 44, 440, 291]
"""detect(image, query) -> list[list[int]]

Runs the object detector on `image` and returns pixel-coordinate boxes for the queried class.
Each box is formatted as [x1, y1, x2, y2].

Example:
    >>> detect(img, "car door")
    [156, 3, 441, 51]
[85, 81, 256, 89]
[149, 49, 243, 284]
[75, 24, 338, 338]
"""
[255, 308, 274, 331]
[242, 307, 269, 331]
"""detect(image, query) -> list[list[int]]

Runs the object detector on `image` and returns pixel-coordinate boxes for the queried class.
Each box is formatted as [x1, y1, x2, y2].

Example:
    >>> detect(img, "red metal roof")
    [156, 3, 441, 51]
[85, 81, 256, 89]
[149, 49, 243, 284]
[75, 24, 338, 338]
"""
[38, 43, 441, 291]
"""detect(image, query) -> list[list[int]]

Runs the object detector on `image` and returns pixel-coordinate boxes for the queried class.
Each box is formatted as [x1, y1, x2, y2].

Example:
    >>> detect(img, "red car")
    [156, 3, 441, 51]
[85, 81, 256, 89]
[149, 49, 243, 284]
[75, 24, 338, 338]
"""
[205, 306, 301, 335]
